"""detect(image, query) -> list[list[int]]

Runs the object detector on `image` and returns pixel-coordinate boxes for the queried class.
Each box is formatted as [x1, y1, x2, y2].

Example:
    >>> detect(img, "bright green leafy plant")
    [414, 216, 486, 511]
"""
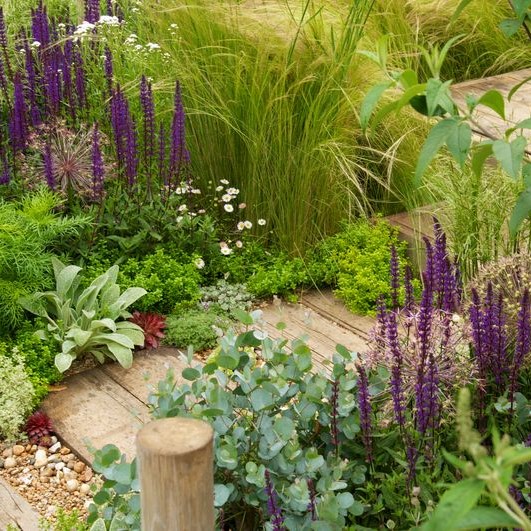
[21, 259, 146, 372]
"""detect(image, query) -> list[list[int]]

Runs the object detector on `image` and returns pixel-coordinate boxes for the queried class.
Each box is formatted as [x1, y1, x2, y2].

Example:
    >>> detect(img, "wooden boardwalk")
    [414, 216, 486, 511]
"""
[0, 476, 40, 530]
[42, 293, 374, 464]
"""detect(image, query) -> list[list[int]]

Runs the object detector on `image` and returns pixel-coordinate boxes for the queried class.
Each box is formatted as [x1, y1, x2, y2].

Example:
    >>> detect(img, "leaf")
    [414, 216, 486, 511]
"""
[451, 0, 474, 22]
[477, 90, 505, 119]
[425, 78, 454, 117]
[56, 264, 82, 299]
[492, 136, 527, 179]
[105, 342, 133, 368]
[471, 143, 493, 177]
[499, 18, 523, 37]
[509, 75, 531, 101]
[399, 69, 418, 89]
[415, 119, 457, 184]
[114, 287, 147, 312]
[55, 352, 74, 373]
[360, 81, 393, 131]
[250, 389, 275, 411]
[70, 328, 92, 347]
[182, 367, 201, 381]
[421, 479, 485, 531]
[510, 185, 531, 236]
[453, 507, 519, 529]
[90, 318, 117, 332]
[233, 308, 254, 325]
[89, 518, 107, 531]
[446, 121, 472, 168]
[214, 484, 232, 507]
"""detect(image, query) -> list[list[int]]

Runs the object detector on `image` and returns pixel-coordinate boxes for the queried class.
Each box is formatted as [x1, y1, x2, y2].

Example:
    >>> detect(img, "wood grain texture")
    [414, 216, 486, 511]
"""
[0, 476, 40, 530]
[137, 418, 214, 531]
[42, 368, 150, 462]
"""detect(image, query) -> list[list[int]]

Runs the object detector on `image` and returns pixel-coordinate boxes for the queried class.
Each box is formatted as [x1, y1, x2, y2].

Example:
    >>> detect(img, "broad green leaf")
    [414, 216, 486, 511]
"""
[477, 90, 505, 119]
[182, 367, 201, 381]
[113, 287, 147, 312]
[116, 324, 145, 346]
[18, 295, 46, 317]
[372, 83, 427, 129]
[56, 264, 82, 299]
[499, 18, 523, 37]
[214, 483, 232, 507]
[100, 333, 135, 349]
[453, 507, 519, 529]
[512, 0, 531, 19]
[425, 79, 454, 117]
[51, 257, 67, 281]
[89, 518, 107, 531]
[421, 478, 485, 531]
[360, 81, 393, 131]
[471, 143, 493, 177]
[55, 352, 74, 373]
[415, 119, 457, 184]
[70, 328, 92, 347]
[90, 318, 117, 332]
[506, 118, 531, 137]
[399, 69, 418, 89]
[337, 492, 354, 509]
[250, 389, 275, 411]
[451, 0, 474, 22]
[233, 308, 254, 325]
[492, 136, 527, 179]
[446, 121, 472, 168]
[106, 342, 133, 368]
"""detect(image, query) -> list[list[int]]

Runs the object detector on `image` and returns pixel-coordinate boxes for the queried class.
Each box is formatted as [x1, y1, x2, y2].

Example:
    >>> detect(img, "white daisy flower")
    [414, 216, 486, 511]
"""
[258, 218, 267, 226]
[244, 220, 252, 229]
[224, 204, 234, 213]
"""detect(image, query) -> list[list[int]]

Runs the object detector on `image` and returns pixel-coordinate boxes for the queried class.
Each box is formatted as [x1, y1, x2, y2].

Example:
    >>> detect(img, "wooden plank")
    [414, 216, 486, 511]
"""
[42, 368, 150, 463]
[301, 289, 375, 338]
[0, 476, 40, 530]
[101, 347, 190, 405]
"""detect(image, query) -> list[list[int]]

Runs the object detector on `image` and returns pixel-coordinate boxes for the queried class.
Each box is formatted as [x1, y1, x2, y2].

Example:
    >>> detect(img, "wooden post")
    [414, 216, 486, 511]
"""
[136, 417, 215, 531]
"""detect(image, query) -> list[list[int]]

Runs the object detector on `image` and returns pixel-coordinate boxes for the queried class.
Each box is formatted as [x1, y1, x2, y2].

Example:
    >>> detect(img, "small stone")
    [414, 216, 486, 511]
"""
[47, 454, 60, 463]
[66, 460, 75, 469]
[80, 468, 93, 482]
[49, 442, 61, 453]
[4, 457, 16, 469]
[43, 467, 54, 477]
[25, 444, 32, 452]
[0, 458, 4, 468]
[80, 483, 91, 495]
[60, 446, 70, 455]
[45, 504, 57, 515]
[2, 448, 12, 458]
[51, 436, 58, 444]
[34, 449, 48, 468]
[55, 462, 64, 471]
[12, 445, 25, 456]
[31, 445, 37, 452]
[66, 479, 79, 492]
[73, 461, 85, 474]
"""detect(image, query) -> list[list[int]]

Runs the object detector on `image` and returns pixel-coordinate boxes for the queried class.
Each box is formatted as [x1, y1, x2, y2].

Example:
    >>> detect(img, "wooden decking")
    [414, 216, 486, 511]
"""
[41, 293, 374, 464]
[0, 476, 40, 530]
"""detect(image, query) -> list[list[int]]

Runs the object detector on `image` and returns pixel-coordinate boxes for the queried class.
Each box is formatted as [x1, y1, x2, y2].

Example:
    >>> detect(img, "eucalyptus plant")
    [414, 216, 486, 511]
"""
[20, 258, 146, 372]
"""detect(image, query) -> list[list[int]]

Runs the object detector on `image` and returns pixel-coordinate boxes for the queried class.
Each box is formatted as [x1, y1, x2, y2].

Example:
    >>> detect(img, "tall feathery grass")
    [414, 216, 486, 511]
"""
[124, 0, 431, 253]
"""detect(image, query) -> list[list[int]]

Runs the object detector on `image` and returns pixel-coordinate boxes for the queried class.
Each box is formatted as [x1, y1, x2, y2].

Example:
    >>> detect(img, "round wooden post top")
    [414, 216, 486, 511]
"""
[136, 417, 213, 456]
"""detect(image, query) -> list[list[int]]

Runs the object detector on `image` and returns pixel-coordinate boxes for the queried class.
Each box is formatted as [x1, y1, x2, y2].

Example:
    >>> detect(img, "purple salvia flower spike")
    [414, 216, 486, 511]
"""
[510, 288, 531, 413]
[493, 291, 508, 391]
[0, 54, 9, 105]
[140, 75, 155, 194]
[387, 311, 405, 427]
[74, 46, 86, 109]
[23, 37, 41, 126]
[9, 72, 28, 152]
[106, 0, 113, 16]
[264, 470, 286, 531]
[104, 46, 113, 91]
[404, 264, 415, 315]
[158, 122, 167, 189]
[170, 80, 190, 189]
[92, 123, 105, 201]
[125, 116, 139, 188]
[356, 364, 373, 462]
[85, 0, 101, 24]
[389, 244, 400, 311]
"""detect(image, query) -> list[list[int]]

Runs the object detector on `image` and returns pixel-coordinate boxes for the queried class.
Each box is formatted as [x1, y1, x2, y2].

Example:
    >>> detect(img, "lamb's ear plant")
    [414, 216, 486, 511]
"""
[20, 258, 146, 372]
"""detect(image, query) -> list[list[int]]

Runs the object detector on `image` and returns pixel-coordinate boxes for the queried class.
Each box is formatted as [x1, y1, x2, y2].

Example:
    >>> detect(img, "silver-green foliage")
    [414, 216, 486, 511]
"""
[21, 259, 146, 373]
[0, 189, 90, 333]
[0, 351, 35, 441]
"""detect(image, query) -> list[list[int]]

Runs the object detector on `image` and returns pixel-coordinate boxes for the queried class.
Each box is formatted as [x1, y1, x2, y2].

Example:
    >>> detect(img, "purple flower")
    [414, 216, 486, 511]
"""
[0, 7, 11, 79]
[264, 470, 286, 531]
[31, 2, 50, 48]
[43, 51, 61, 116]
[23, 37, 41, 126]
[85, 0, 101, 24]
[91, 123, 104, 200]
[43, 142, 54, 190]
[169, 81, 190, 187]
[104, 47, 113, 91]
[404, 264, 415, 315]
[73, 47, 86, 109]
[110, 86, 129, 169]
[106, 0, 114, 16]
[390, 245, 400, 310]
[510, 289, 531, 411]
[9, 73, 28, 152]
[158, 122, 167, 187]
[356, 364, 372, 462]
[387, 311, 405, 427]
[125, 117, 138, 187]
[140, 75, 155, 190]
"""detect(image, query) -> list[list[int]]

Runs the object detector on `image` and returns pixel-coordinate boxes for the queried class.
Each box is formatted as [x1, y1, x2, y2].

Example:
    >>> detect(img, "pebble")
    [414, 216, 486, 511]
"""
[51, 436, 58, 444]
[0, 458, 4, 469]
[60, 447, 71, 455]
[4, 457, 16, 469]
[12, 445, 25, 456]
[74, 461, 85, 473]
[80, 483, 91, 495]
[65, 479, 79, 492]
[80, 469, 93, 482]
[2, 448, 12, 458]
[34, 449, 48, 468]
[55, 462, 65, 471]
[49, 442, 61, 454]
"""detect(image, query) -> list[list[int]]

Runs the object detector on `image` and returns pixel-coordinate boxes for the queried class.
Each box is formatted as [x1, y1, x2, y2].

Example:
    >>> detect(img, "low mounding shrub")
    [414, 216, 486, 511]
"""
[310, 218, 412, 314]
[164, 309, 230, 352]
[0, 352, 35, 441]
